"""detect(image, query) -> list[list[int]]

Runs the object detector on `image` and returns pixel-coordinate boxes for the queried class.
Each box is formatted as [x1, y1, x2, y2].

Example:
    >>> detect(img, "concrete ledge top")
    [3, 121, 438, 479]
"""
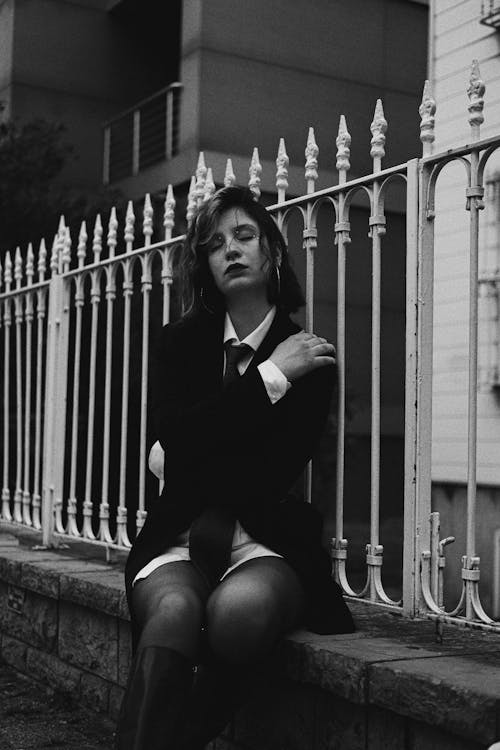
[2, 525, 500, 745]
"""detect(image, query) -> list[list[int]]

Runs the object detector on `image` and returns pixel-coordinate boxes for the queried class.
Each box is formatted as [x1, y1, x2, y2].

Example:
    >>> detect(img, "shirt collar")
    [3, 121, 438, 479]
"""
[223, 306, 277, 352]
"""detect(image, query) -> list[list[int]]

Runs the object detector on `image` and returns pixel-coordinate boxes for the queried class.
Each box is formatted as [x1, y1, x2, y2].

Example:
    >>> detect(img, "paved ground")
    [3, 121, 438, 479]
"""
[0, 663, 116, 750]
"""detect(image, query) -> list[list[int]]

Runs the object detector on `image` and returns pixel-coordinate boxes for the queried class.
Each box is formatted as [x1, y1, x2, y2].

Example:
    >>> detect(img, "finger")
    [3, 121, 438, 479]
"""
[312, 355, 336, 368]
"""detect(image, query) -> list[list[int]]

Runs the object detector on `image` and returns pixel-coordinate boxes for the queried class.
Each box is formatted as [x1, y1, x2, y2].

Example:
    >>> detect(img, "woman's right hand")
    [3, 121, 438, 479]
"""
[269, 332, 336, 383]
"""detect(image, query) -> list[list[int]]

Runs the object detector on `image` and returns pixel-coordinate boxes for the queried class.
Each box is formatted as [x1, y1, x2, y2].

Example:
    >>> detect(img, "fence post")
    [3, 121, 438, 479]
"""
[41, 270, 70, 547]
[402, 158, 421, 616]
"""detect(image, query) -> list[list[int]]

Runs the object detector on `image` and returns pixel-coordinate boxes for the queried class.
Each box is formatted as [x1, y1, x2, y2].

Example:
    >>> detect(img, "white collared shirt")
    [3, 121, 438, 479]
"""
[223, 306, 291, 404]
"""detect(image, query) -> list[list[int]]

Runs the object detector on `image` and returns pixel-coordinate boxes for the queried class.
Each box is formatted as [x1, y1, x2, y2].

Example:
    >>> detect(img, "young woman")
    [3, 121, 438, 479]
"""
[116, 186, 354, 749]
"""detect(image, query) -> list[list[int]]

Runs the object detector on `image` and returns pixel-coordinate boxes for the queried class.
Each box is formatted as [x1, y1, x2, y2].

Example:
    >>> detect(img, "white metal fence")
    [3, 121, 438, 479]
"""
[1, 61, 499, 631]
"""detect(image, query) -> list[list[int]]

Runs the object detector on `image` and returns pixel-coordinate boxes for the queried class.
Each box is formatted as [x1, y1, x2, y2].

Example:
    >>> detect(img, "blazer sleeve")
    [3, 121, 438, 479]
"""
[153, 323, 278, 456]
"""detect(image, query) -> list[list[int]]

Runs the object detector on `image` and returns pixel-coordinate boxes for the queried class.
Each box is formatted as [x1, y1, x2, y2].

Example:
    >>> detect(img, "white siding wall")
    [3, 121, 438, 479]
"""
[432, 0, 500, 484]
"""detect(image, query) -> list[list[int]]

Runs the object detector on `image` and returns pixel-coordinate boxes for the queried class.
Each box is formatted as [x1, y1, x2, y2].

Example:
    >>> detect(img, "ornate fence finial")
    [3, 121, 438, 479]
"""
[248, 147, 262, 198]
[92, 214, 103, 261]
[38, 239, 47, 279]
[195, 152, 207, 205]
[58, 214, 66, 235]
[125, 200, 135, 247]
[336, 115, 351, 177]
[5, 250, 12, 288]
[305, 127, 319, 190]
[276, 138, 289, 199]
[50, 235, 59, 275]
[370, 99, 387, 169]
[77, 221, 87, 268]
[419, 80, 436, 156]
[14, 246, 22, 286]
[468, 59, 485, 138]
[62, 226, 72, 270]
[224, 158, 236, 187]
[107, 206, 118, 258]
[163, 184, 176, 239]
[143, 193, 153, 244]
[204, 167, 216, 201]
[186, 175, 197, 226]
[26, 243, 34, 284]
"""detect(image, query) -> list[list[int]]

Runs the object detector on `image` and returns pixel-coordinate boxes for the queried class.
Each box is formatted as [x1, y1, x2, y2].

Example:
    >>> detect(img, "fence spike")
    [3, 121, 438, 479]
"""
[93, 214, 103, 260]
[50, 234, 59, 275]
[107, 206, 118, 258]
[204, 167, 216, 201]
[125, 200, 135, 248]
[58, 214, 66, 234]
[163, 184, 176, 239]
[276, 138, 289, 198]
[26, 243, 34, 284]
[195, 152, 207, 204]
[224, 158, 236, 187]
[61, 226, 72, 270]
[143, 193, 153, 242]
[14, 246, 23, 286]
[336, 115, 351, 176]
[78, 221, 88, 267]
[5, 250, 12, 287]
[0, 257, 2, 290]
[468, 59, 485, 137]
[187, 175, 197, 225]
[305, 127, 319, 189]
[419, 80, 436, 156]
[38, 239, 47, 278]
[370, 99, 387, 168]
[248, 147, 262, 198]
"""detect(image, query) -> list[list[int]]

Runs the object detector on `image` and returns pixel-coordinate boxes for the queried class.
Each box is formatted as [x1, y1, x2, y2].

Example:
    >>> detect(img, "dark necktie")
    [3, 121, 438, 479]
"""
[189, 341, 252, 588]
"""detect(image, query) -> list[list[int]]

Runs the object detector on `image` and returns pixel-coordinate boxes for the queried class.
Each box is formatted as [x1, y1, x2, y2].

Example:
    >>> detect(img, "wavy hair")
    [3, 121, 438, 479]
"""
[176, 186, 305, 316]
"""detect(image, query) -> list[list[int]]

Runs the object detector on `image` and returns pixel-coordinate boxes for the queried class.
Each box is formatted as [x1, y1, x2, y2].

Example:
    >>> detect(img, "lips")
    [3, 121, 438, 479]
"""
[225, 263, 247, 274]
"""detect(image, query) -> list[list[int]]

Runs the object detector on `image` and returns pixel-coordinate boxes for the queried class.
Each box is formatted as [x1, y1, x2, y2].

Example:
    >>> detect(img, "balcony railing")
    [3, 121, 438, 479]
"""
[102, 82, 182, 185]
[480, 0, 500, 27]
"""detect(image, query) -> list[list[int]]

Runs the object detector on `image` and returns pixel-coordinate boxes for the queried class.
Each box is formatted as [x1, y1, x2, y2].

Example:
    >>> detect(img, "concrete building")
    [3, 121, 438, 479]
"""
[429, 0, 500, 614]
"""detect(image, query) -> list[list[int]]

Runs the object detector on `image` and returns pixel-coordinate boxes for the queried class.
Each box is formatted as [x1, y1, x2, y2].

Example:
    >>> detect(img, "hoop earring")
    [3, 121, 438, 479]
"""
[200, 287, 215, 314]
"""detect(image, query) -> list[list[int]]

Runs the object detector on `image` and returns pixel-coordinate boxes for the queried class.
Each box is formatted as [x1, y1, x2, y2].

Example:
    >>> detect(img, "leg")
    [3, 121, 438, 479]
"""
[207, 556, 305, 664]
[116, 562, 210, 750]
[180, 557, 305, 749]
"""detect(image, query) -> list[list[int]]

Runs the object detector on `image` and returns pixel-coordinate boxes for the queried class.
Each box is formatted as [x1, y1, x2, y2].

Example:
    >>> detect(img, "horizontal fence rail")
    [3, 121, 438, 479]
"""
[103, 82, 182, 185]
[1, 61, 500, 632]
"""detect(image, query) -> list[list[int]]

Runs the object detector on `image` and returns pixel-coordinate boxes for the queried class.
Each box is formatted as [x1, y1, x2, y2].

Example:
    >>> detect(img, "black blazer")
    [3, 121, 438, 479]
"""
[125, 308, 354, 641]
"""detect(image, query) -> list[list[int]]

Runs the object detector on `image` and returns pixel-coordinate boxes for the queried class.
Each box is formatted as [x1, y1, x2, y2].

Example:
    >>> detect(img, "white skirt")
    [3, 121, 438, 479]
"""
[132, 520, 282, 586]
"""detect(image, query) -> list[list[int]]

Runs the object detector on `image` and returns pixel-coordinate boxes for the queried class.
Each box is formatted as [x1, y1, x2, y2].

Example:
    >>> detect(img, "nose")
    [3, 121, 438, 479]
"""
[224, 236, 241, 259]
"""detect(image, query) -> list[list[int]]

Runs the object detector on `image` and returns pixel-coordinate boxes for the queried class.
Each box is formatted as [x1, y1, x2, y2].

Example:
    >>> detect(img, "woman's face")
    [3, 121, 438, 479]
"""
[206, 207, 270, 302]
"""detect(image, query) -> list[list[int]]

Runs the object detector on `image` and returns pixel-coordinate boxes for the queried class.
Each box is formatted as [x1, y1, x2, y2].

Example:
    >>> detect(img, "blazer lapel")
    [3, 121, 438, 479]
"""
[250, 309, 300, 368]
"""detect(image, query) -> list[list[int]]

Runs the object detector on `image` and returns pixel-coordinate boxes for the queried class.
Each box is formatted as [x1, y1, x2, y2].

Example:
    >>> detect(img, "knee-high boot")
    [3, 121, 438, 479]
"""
[179, 660, 263, 750]
[115, 645, 194, 750]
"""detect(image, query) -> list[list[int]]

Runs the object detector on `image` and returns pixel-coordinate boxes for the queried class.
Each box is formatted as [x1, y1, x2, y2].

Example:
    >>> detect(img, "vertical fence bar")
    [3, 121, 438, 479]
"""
[166, 88, 174, 160]
[32, 242, 47, 530]
[132, 110, 141, 176]
[334, 115, 351, 548]
[367, 100, 387, 599]
[14, 250, 24, 523]
[103, 126, 111, 186]
[304, 127, 319, 503]
[22, 246, 34, 526]
[1, 254, 13, 520]
[402, 158, 421, 616]
[464, 61, 485, 619]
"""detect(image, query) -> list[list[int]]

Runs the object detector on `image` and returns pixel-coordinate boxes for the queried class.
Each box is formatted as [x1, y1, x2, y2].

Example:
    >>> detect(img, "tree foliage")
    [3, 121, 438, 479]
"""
[0, 118, 123, 261]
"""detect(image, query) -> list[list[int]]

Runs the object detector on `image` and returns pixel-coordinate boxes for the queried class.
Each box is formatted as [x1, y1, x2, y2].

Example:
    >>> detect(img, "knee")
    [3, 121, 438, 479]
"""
[148, 587, 204, 629]
[207, 588, 279, 665]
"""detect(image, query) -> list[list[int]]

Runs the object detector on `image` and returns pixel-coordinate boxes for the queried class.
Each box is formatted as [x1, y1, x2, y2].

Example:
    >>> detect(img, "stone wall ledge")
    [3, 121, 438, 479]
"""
[1, 525, 500, 749]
